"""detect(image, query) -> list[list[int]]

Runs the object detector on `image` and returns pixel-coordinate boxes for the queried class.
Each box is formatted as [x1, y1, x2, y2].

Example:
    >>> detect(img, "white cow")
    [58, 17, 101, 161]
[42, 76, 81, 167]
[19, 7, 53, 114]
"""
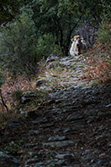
[69, 35, 87, 57]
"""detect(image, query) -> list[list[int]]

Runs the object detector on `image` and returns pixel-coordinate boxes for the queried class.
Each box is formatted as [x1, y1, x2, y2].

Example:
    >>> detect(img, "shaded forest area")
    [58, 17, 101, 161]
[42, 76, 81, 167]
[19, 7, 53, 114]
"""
[0, 0, 111, 113]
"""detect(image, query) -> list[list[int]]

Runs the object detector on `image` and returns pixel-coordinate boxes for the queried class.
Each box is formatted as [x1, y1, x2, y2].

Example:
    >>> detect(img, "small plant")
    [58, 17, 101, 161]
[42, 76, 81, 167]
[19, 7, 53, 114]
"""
[12, 89, 23, 104]
[3, 140, 23, 154]
[91, 81, 100, 87]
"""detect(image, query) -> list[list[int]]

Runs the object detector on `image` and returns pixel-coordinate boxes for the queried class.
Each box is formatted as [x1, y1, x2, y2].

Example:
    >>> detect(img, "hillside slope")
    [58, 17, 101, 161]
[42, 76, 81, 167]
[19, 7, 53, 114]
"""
[0, 53, 111, 167]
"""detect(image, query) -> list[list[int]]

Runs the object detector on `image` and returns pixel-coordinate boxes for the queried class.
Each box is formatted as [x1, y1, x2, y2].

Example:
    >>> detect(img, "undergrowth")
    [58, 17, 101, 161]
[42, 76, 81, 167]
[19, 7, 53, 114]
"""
[82, 20, 111, 84]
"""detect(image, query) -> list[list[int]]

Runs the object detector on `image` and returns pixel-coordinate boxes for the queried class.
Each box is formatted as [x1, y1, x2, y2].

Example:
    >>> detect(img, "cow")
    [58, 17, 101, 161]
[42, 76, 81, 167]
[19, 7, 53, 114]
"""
[69, 35, 87, 57]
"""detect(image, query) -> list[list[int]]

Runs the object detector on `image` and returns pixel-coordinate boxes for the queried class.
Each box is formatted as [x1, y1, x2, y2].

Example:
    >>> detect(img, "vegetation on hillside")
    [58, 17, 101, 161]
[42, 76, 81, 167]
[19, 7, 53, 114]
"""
[82, 20, 111, 84]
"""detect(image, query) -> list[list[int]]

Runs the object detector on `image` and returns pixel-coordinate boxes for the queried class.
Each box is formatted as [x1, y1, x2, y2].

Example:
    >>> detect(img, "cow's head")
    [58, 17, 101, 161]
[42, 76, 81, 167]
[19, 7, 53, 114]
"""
[71, 35, 81, 55]
[71, 35, 87, 55]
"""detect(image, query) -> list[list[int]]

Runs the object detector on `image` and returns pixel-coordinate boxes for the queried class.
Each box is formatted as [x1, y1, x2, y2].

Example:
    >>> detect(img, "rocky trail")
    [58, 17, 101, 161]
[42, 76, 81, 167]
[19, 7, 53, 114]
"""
[0, 55, 111, 167]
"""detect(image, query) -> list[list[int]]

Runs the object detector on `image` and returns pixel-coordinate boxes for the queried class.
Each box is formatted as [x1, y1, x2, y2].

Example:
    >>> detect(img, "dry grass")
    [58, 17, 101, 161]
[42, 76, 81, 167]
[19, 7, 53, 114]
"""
[0, 75, 35, 113]
[82, 42, 111, 83]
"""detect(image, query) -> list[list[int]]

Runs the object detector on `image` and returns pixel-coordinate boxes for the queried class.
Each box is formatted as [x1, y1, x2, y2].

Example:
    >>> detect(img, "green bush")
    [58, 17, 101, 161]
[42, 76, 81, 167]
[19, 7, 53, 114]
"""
[12, 89, 23, 103]
[0, 9, 63, 78]
[36, 34, 63, 59]
[0, 9, 38, 77]
[97, 20, 111, 44]
[0, 71, 5, 87]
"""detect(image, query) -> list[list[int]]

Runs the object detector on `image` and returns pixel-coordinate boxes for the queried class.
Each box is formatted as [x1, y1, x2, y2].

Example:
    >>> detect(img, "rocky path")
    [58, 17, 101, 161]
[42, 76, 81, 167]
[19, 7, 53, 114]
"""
[0, 55, 111, 167]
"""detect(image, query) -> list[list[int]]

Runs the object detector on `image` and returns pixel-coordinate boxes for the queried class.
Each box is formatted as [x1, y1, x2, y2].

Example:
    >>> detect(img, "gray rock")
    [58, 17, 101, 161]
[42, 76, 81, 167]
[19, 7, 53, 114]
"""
[28, 152, 37, 156]
[21, 91, 35, 103]
[24, 143, 37, 148]
[105, 103, 111, 108]
[48, 160, 66, 166]
[36, 78, 49, 87]
[46, 54, 59, 64]
[97, 111, 111, 117]
[92, 160, 106, 167]
[0, 151, 9, 158]
[55, 153, 73, 160]
[0, 151, 20, 165]
[48, 136, 67, 141]
[32, 118, 48, 124]
[28, 130, 40, 135]
[34, 162, 46, 167]
[75, 23, 98, 48]
[43, 140, 76, 148]
[7, 119, 21, 128]
[67, 113, 83, 121]
[63, 128, 71, 133]
[26, 156, 39, 164]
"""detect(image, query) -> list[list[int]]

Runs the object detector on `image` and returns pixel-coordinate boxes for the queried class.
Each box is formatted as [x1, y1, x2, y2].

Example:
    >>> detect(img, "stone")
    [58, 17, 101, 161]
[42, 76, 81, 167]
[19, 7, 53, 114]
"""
[28, 130, 40, 135]
[43, 140, 76, 148]
[48, 136, 67, 141]
[46, 54, 59, 64]
[36, 78, 50, 87]
[105, 103, 111, 108]
[21, 91, 36, 103]
[34, 162, 46, 167]
[0, 151, 9, 158]
[47, 160, 66, 166]
[0, 151, 20, 165]
[26, 156, 39, 164]
[67, 113, 83, 121]
[55, 153, 73, 160]
[24, 143, 37, 148]
[6, 119, 21, 128]
[92, 160, 106, 167]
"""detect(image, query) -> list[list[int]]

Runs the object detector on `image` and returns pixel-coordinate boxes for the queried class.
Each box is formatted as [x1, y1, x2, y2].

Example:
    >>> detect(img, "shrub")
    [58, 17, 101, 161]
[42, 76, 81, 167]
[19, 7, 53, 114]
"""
[0, 9, 38, 77]
[36, 34, 63, 59]
[0, 71, 5, 87]
[97, 20, 111, 44]
[12, 90, 23, 103]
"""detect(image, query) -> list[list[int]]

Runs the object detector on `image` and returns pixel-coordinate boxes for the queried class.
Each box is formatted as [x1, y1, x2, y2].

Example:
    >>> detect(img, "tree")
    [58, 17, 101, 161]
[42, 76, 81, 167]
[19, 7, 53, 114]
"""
[27, 0, 111, 56]
[0, 8, 38, 77]
[0, 0, 23, 25]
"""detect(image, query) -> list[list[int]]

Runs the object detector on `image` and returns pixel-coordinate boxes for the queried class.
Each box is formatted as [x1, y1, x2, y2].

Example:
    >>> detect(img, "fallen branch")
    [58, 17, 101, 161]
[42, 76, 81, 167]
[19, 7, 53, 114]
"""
[0, 88, 8, 112]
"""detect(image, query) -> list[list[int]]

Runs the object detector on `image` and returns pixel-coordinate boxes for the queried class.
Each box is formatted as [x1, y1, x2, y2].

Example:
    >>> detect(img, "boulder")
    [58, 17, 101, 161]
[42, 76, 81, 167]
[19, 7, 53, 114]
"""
[36, 78, 52, 87]
[75, 23, 98, 49]
[0, 151, 20, 166]
[46, 54, 59, 64]
[21, 91, 36, 104]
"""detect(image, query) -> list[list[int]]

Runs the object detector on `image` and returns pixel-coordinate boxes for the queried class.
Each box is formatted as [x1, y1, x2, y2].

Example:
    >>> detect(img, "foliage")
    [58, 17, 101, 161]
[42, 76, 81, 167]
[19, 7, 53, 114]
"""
[100, 0, 111, 20]
[25, 0, 111, 56]
[0, 0, 23, 25]
[3, 140, 23, 154]
[36, 34, 62, 58]
[82, 20, 111, 83]
[0, 9, 38, 77]
[0, 71, 5, 87]
[83, 60, 111, 82]
[97, 20, 111, 44]
[0, 0, 110, 78]
[12, 89, 23, 103]
[1, 0, 111, 59]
